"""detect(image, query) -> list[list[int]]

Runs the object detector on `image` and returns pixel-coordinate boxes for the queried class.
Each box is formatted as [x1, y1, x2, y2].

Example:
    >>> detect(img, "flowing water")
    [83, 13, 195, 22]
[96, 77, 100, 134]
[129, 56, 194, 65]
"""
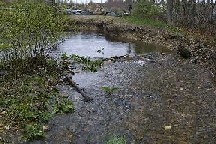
[32, 32, 215, 144]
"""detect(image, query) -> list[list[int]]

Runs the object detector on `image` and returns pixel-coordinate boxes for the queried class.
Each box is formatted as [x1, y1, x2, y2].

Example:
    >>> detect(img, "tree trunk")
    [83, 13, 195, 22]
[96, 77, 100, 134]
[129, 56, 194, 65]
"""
[166, 0, 173, 24]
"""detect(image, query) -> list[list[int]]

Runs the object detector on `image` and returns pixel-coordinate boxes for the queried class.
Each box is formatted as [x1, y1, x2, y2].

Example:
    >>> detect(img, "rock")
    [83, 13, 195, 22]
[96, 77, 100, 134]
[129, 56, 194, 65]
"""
[177, 45, 192, 59]
[165, 125, 172, 130]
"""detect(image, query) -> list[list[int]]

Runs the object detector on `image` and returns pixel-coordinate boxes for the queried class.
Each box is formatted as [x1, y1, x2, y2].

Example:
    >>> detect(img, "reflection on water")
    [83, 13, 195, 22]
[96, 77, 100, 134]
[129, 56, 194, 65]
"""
[54, 32, 169, 58]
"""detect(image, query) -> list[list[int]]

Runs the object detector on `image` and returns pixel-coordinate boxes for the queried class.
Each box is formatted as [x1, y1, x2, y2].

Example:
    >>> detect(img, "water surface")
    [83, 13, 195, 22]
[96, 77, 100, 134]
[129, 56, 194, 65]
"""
[54, 32, 168, 58]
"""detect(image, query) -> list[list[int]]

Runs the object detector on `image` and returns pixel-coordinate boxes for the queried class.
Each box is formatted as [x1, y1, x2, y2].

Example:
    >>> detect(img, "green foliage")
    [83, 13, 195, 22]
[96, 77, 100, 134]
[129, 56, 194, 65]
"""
[24, 124, 44, 141]
[71, 54, 103, 72]
[0, 1, 74, 142]
[1, 55, 60, 79]
[132, 0, 163, 19]
[106, 136, 126, 144]
[125, 16, 167, 29]
[0, 57, 74, 141]
[0, 0, 66, 60]
[101, 86, 118, 96]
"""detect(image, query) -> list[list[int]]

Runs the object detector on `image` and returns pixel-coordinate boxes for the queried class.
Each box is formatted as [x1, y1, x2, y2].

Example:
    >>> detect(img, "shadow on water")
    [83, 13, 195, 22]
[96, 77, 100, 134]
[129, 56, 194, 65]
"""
[103, 33, 170, 54]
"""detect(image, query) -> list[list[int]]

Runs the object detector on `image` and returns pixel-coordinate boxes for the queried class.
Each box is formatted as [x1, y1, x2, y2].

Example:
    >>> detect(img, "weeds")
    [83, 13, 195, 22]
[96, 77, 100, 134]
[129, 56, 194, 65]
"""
[71, 54, 103, 72]
[23, 124, 44, 141]
[0, 57, 74, 142]
[101, 86, 119, 96]
[106, 136, 126, 144]
[0, 1, 74, 142]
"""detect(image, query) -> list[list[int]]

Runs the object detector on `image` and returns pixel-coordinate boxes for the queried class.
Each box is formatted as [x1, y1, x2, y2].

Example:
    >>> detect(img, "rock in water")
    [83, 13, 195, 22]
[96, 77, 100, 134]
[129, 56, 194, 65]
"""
[177, 45, 192, 59]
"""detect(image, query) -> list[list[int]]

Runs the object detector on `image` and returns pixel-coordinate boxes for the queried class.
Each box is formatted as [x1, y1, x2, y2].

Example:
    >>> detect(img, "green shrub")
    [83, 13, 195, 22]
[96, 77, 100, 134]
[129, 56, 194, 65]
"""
[132, 0, 163, 19]
[0, 1, 74, 142]
[0, 0, 66, 61]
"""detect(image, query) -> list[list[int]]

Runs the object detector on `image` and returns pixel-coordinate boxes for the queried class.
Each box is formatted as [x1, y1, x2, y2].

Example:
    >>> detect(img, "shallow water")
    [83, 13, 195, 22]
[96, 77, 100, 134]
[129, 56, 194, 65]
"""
[31, 33, 216, 144]
[53, 32, 169, 58]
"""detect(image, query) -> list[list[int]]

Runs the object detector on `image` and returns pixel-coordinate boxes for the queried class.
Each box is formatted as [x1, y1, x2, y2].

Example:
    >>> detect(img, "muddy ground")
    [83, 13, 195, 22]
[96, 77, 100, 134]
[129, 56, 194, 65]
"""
[26, 15, 216, 143]
[30, 52, 216, 144]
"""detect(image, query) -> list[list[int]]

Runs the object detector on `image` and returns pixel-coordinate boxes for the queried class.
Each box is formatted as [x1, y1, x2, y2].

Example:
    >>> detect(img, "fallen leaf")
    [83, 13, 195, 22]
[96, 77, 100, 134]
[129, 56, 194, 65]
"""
[165, 125, 172, 130]
[43, 125, 49, 131]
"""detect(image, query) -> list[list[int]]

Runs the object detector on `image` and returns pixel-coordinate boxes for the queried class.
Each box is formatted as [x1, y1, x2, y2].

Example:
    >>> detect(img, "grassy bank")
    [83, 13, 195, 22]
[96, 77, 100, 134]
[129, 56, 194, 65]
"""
[123, 16, 216, 45]
[123, 16, 167, 29]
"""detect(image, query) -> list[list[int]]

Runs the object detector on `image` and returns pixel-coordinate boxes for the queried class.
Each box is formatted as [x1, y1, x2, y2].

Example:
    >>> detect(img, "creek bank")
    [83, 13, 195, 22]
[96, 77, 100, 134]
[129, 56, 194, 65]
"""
[67, 15, 216, 81]
[30, 52, 216, 143]
[27, 30, 216, 143]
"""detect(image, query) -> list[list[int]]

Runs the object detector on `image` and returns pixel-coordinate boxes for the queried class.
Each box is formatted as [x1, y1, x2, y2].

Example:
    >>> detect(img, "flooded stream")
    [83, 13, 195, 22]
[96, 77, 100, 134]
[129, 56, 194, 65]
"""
[32, 32, 216, 144]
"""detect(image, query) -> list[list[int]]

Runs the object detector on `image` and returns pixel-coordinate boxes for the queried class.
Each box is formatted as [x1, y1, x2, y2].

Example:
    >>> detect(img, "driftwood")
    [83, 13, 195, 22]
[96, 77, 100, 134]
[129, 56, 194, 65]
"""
[63, 76, 93, 102]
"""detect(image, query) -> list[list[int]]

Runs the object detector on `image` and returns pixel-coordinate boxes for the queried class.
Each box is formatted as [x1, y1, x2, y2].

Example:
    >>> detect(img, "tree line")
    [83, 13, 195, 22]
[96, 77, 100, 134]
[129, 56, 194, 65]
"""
[133, 0, 216, 33]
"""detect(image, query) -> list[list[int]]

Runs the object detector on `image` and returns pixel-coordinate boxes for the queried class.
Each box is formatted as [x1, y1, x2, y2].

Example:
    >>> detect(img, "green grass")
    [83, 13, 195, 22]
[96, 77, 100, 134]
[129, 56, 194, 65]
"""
[124, 16, 168, 29]
[123, 16, 184, 35]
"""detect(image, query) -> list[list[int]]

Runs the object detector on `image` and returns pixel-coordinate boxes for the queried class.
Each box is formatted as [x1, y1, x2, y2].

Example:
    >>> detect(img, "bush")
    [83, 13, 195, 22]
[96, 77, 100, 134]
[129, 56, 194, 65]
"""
[132, 0, 163, 19]
[0, 1, 74, 142]
[0, 0, 66, 61]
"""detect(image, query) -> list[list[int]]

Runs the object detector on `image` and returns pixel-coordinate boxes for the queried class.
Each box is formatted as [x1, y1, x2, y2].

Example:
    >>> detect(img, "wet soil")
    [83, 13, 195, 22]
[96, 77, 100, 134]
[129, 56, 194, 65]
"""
[28, 20, 216, 143]
[31, 52, 216, 143]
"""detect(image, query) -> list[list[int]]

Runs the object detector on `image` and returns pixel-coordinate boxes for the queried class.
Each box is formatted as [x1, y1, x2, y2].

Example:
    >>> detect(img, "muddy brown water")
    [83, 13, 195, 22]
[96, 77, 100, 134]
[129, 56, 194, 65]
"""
[31, 32, 216, 144]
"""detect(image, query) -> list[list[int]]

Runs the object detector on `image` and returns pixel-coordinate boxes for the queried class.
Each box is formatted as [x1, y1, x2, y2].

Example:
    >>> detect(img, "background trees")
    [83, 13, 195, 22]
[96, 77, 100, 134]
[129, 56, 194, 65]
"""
[132, 0, 216, 33]
[132, 0, 164, 20]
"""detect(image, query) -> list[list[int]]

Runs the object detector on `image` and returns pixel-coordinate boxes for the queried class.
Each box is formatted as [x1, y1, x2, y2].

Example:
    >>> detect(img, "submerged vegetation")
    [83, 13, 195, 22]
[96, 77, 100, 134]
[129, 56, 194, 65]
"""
[101, 86, 119, 96]
[71, 54, 104, 72]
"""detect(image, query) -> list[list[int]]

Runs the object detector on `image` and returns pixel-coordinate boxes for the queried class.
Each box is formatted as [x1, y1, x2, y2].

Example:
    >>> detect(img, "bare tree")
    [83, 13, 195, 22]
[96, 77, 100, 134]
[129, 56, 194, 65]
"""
[166, 0, 173, 24]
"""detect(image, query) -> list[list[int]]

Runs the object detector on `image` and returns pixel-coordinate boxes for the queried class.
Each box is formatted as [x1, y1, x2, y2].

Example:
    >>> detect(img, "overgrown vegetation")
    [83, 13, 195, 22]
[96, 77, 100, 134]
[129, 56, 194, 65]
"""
[0, 0, 74, 142]
[0, 60, 74, 141]
[0, 56, 74, 142]
[71, 54, 104, 72]
[0, 0, 66, 59]
[132, 0, 164, 20]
